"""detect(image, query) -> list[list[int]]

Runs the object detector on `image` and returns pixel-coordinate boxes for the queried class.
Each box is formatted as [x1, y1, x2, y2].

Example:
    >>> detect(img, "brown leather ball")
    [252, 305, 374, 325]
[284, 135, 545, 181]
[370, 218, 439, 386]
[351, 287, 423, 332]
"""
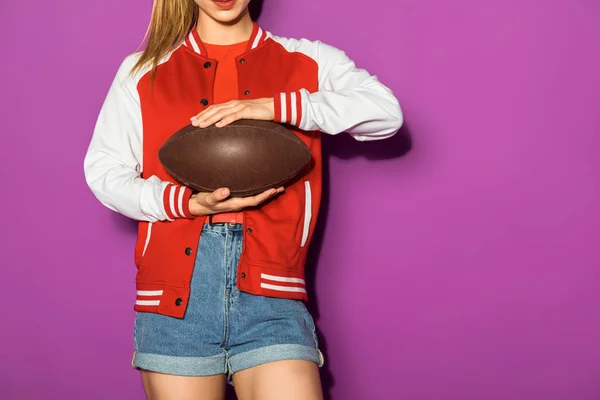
[158, 119, 312, 197]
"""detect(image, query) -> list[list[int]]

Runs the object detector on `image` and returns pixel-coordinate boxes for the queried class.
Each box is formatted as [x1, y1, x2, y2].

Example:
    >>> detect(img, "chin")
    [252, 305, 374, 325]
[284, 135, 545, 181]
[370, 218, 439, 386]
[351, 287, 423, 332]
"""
[213, 11, 247, 24]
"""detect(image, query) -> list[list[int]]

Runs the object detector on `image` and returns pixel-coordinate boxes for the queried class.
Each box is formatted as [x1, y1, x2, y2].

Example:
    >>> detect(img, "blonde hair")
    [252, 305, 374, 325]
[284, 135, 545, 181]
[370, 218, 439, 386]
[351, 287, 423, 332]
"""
[132, 0, 198, 79]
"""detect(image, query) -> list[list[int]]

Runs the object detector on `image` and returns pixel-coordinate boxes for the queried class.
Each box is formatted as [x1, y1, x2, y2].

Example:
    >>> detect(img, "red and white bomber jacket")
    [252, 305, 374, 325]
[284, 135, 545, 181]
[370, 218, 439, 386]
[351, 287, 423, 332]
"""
[84, 23, 403, 318]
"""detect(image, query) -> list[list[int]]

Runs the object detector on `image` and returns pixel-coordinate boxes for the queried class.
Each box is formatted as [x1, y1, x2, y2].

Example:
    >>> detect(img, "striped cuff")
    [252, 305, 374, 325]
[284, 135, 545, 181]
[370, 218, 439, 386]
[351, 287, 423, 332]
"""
[274, 91, 303, 127]
[163, 184, 194, 220]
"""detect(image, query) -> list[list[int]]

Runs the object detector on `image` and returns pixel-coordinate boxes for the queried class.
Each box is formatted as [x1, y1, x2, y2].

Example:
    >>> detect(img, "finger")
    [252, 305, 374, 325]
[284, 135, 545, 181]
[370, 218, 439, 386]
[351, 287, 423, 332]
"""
[203, 187, 230, 207]
[193, 104, 240, 128]
[190, 102, 234, 126]
[219, 188, 275, 211]
[215, 109, 247, 128]
[191, 102, 239, 127]
[203, 104, 246, 128]
[246, 188, 279, 206]
[190, 105, 218, 124]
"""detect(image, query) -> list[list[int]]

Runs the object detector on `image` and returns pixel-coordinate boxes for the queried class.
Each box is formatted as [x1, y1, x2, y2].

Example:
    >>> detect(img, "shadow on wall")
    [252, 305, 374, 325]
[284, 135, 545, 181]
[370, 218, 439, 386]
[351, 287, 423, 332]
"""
[302, 122, 412, 400]
[111, 123, 412, 400]
[325, 123, 412, 161]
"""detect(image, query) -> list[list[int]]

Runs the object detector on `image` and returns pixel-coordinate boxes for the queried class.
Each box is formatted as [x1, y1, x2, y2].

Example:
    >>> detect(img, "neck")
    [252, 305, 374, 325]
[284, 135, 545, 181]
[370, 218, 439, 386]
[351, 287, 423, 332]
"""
[196, 9, 254, 45]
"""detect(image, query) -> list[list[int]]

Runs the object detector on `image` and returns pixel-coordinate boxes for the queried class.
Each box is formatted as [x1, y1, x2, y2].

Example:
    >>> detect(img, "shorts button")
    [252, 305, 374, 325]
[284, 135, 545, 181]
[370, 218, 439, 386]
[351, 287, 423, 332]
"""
[185, 247, 193, 255]
[241, 272, 246, 278]
[203, 61, 212, 68]
[200, 98, 209, 106]
[244, 89, 250, 95]
[239, 58, 246, 64]
[246, 228, 252, 234]
[175, 298, 183, 306]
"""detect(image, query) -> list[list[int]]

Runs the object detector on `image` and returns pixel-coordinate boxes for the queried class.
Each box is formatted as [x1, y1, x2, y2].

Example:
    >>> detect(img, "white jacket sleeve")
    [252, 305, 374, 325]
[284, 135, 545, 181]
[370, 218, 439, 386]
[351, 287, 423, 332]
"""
[84, 55, 194, 222]
[273, 40, 403, 141]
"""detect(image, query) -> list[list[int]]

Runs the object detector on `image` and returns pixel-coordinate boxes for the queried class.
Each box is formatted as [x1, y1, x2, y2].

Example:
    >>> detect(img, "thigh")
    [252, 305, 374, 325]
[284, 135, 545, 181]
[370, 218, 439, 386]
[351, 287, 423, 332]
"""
[141, 370, 227, 400]
[232, 360, 323, 400]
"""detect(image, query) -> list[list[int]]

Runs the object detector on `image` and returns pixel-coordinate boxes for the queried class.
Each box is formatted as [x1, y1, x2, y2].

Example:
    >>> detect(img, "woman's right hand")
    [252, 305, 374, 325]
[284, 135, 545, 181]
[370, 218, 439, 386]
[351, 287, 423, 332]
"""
[188, 187, 284, 217]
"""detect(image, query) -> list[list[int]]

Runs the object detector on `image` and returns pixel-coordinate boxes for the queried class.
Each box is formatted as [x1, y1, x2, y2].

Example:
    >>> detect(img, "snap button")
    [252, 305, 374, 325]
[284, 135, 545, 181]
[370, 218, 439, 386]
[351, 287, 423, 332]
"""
[185, 247, 193, 256]
[239, 58, 246, 64]
[241, 272, 246, 278]
[203, 61, 212, 68]
[200, 98, 209, 106]
[246, 228, 252, 234]
[244, 90, 250, 95]
[175, 298, 183, 306]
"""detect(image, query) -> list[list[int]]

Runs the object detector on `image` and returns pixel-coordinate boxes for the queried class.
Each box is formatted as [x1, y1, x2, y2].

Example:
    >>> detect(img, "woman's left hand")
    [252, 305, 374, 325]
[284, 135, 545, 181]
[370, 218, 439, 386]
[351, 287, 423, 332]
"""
[190, 98, 275, 128]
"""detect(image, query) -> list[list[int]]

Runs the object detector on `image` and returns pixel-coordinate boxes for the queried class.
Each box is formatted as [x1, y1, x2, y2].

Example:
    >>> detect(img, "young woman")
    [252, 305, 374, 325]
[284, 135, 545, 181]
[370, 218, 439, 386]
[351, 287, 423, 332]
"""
[84, 0, 403, 399]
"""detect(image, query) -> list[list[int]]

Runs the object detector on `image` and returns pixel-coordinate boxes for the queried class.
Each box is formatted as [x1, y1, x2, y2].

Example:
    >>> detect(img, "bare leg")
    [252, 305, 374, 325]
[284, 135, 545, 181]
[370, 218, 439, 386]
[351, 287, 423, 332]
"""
[232, 360, 323, 400]
[140, 370, 227, 400]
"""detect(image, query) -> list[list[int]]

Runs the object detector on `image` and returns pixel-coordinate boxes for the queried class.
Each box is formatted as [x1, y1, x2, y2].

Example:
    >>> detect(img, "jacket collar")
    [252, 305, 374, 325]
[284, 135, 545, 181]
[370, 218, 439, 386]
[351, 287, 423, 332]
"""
[183, 22, 270, 56]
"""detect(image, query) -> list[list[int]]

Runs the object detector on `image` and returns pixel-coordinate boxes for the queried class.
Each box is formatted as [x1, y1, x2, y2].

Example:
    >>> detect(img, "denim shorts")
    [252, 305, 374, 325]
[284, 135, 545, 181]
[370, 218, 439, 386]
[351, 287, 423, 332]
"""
[131, 223, 324, 381]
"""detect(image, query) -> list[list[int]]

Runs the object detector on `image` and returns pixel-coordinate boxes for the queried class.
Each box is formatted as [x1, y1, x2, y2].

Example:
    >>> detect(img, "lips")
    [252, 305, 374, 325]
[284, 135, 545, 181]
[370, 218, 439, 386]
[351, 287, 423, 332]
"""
[213, 0, 236, 10]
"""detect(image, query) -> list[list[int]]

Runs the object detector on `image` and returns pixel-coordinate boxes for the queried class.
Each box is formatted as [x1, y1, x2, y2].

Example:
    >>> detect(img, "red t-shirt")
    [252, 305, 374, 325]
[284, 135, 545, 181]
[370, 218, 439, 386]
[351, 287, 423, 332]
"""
[204, 41, 249, 222]
[204, 41, 248, 103]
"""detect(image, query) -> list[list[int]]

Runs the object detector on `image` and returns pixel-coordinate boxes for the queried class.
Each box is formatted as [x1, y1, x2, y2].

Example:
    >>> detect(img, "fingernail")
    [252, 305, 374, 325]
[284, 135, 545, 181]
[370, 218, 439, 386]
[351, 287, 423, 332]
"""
[221, 189, 229, 196]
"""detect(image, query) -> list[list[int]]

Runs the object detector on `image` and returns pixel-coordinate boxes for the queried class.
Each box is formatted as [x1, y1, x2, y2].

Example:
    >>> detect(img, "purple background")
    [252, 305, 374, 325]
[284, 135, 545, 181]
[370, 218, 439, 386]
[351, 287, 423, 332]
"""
[2, 0, 600, 399]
